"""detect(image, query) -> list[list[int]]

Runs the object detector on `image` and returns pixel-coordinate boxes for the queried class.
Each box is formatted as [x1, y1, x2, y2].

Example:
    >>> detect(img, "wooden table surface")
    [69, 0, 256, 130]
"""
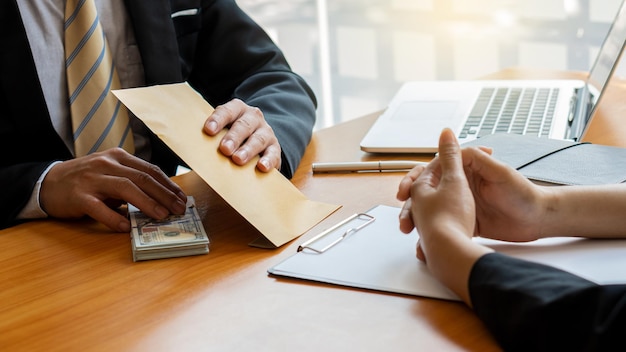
[3, 68, 626, 351]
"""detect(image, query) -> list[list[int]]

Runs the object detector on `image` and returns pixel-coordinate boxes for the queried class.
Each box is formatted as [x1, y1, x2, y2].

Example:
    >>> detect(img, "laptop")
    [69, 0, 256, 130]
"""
[360, 0, 626, 153]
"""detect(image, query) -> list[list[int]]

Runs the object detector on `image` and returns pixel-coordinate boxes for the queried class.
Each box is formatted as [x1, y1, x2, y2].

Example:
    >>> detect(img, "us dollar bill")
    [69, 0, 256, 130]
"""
[129, 196, 209, 261]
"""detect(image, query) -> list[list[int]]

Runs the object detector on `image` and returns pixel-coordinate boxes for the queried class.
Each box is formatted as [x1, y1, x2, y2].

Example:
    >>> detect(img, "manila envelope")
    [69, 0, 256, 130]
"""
[113, 82, 340, 248]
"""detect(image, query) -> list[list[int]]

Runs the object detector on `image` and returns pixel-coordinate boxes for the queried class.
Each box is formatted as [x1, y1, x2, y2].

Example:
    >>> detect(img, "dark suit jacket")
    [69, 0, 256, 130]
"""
[0, 0, 317, 229]
[469, 253, 626, 351]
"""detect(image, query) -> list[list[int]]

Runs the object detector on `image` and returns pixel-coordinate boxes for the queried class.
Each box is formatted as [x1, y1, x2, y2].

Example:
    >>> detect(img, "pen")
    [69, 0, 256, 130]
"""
[312, 160, 428, 173]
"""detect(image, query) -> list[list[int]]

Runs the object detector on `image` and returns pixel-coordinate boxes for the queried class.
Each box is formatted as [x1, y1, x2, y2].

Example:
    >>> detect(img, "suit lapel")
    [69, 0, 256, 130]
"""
[124, 0, 183, 85]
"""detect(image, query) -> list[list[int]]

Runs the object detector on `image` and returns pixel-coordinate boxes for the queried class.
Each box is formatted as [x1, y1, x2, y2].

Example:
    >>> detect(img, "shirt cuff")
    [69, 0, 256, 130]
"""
[16, 161, 62, 220]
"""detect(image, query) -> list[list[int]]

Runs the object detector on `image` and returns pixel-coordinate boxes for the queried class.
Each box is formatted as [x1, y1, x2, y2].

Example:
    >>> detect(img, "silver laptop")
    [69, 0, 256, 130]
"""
[360, 0, 626, 153]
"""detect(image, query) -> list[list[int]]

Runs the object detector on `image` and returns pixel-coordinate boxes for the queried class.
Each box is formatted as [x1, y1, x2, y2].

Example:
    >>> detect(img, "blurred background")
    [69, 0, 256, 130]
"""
[238, 0, 625, 129]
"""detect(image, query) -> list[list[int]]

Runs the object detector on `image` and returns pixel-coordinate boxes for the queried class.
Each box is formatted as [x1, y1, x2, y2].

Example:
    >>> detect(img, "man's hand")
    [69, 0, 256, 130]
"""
[203, 98, 281, 172]
[40, 148, 187, 232]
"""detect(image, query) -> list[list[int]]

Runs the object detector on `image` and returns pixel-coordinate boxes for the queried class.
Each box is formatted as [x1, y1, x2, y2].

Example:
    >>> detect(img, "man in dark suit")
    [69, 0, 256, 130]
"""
[0, 0, 317, 231]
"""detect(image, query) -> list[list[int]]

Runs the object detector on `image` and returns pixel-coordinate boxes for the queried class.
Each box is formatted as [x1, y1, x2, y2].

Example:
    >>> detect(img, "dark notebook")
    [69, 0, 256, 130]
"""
[462, 133, 626, 185]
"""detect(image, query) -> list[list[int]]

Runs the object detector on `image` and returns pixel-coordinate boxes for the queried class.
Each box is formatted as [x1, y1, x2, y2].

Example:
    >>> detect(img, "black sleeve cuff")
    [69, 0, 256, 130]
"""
[469, 252, 626, 352]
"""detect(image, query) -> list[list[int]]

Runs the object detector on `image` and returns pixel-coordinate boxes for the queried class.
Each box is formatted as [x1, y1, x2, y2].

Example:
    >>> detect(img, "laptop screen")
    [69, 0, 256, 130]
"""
[585, 0, 626, 123]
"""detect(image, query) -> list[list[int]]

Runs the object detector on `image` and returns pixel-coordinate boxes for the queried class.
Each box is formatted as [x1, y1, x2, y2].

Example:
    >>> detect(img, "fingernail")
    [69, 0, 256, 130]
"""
[177, 191, 187, 202]
[207, 121, 218, 133]
[259, 158, 271, 170]
[223, 140, 235, 154]
[155, 205, 169, 219]
[173, 199, 186, 214]
[235, 149, 248, 162]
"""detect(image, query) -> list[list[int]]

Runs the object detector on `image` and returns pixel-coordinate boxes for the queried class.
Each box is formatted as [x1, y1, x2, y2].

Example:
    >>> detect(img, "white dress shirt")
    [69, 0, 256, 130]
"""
[16, 0, 147, 218]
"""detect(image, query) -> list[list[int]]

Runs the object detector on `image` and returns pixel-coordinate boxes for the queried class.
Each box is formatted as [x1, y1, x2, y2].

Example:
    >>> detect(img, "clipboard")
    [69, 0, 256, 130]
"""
[269, 205, 459, 300]
[268, 204, 626, 301]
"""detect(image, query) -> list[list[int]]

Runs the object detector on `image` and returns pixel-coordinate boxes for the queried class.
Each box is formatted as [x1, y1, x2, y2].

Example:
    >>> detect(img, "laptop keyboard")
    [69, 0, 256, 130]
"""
[459, 87, 559, 139]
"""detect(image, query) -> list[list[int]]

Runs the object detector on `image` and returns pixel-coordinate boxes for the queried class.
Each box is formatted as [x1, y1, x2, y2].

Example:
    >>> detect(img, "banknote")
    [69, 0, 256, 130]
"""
[129, 196, 209, 261]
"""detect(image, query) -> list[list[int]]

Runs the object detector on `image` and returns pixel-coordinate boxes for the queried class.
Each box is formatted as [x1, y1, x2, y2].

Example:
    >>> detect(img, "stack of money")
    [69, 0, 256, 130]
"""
[129, 196, 209, 261]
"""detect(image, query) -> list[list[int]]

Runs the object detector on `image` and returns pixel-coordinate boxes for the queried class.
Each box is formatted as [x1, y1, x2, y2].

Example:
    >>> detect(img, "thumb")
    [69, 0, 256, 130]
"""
[436, 128, 463, 181]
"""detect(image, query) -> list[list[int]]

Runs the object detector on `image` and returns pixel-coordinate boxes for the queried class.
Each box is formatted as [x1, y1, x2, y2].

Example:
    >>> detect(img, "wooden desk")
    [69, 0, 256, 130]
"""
[2, 69, 626, 351]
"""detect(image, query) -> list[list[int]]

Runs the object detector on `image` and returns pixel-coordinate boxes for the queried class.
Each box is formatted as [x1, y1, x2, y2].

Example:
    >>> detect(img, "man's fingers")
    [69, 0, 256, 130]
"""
[205, 99, 259, 157]
[204, 99, 243, 136]
[97, 150, 187, 215]
[79, 194, 132, 232]
[204, 99, 281, 168]
[117, 149, 184, 195]
[99, 174, 182, 219]
[257, 143, 282, 171]
[204, 99, 282, 172]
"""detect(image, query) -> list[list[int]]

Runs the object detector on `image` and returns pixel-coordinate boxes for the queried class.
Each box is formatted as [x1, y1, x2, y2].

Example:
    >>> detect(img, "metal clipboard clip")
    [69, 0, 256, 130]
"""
[297, 213, 376, 254]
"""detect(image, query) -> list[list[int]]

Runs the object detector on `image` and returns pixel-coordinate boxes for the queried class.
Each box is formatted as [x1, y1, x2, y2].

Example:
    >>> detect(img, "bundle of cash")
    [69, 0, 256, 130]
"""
[129, 196, 209, 261]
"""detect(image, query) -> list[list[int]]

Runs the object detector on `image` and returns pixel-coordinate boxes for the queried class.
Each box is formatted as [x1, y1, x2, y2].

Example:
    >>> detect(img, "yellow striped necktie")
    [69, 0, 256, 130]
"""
[64, 0, 134, 156]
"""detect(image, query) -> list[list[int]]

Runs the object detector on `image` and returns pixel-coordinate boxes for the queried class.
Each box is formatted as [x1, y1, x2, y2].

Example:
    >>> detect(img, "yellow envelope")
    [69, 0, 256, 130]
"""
[113, 82, 340, 248]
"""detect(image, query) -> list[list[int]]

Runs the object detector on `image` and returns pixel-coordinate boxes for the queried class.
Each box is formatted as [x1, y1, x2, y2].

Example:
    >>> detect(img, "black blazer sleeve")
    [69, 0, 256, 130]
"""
[173, 0, 317, 178]
[469, 252, 626, 352]
[0, 1, 75, 229]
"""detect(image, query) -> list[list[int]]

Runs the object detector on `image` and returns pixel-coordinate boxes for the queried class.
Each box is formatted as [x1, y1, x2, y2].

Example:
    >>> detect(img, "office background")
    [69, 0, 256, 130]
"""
[238, 0, 625, 129]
